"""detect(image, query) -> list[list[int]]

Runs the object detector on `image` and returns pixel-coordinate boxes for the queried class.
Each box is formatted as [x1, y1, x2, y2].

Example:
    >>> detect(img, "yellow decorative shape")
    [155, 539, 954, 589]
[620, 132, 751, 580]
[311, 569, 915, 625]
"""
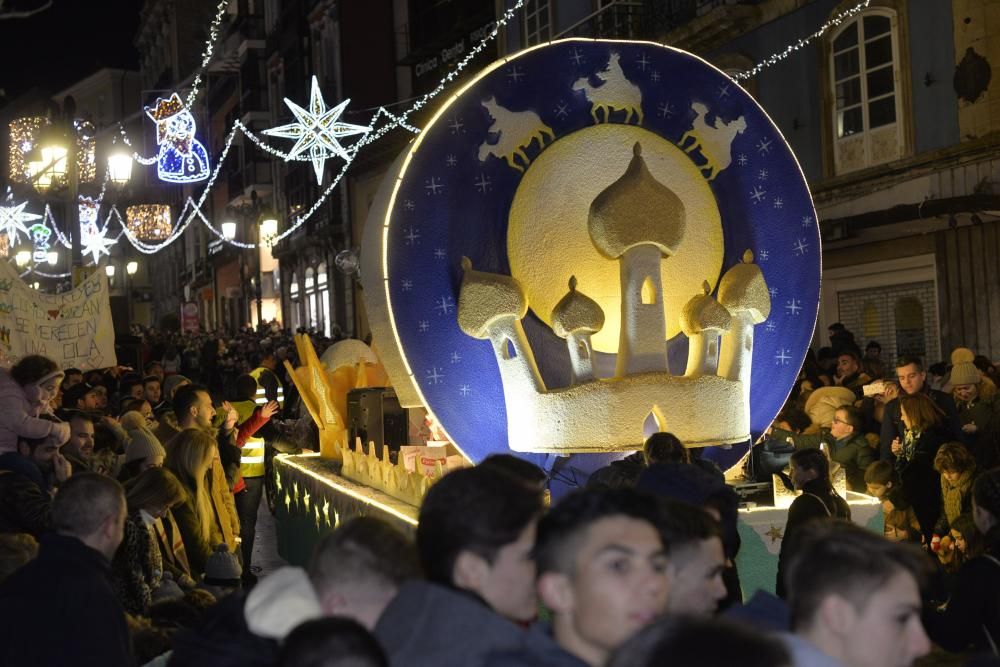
[507, 123, 723, 350]
[457, 256, 529, 339]
[680, 281, 732, 335]
[338, 437, 446, 507]
[717, 249, 771, 323]
[552, 276, 605, 338]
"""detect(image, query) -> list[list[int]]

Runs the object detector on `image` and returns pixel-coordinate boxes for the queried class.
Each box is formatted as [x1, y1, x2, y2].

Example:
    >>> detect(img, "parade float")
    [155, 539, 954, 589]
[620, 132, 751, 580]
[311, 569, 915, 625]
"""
[273, 38, 880, 593]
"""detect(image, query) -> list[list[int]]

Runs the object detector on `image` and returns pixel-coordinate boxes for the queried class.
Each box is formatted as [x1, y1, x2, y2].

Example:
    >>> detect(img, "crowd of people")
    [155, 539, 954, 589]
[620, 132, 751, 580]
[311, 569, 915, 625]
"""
[0, 321, 997, 666]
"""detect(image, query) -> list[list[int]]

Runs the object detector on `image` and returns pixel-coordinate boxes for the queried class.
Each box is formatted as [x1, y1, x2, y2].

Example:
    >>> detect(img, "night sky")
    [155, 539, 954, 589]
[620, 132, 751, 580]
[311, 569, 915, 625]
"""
[0, 0, 140, 101]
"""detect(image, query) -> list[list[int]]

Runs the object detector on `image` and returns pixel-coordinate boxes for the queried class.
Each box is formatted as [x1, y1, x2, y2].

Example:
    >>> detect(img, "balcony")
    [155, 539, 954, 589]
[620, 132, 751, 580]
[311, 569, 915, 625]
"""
[554, 1, 648, 40]
[648, 0, 766, 52]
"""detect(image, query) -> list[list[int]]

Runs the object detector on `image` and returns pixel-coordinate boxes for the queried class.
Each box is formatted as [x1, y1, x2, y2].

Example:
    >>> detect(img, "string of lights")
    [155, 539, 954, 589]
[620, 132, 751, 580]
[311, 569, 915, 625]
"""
[185, 0, 231, 110]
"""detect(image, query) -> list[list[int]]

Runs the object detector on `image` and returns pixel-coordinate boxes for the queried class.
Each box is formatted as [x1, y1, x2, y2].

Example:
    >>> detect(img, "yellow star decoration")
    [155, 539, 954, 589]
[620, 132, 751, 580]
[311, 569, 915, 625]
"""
[284, 490, 292, 512]
[322, 499, 331, 525]
[303, 491, 312, 513]
[262, 75, 371, 184]
[765, 525, 784, 543]
[275, 472, 282, 492]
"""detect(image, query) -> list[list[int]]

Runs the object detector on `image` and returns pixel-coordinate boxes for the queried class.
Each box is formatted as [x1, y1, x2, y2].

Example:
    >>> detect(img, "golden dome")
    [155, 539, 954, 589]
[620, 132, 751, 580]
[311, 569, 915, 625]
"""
[588, 142, 686, 259]
[680, 281, 732, 335]
[551, 276, 605, 338]
[717, 249, 771, 323]
[457, 256, 529, 339]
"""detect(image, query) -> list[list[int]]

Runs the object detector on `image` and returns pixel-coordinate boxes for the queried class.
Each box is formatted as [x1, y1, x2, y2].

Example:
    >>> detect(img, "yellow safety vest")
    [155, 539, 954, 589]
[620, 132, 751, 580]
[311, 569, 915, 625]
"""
[233, 399, 265, 478]
[249, 366, 284, 409]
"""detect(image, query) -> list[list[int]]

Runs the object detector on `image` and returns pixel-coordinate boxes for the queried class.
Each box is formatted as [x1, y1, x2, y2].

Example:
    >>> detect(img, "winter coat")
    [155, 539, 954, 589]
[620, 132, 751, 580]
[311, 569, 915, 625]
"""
[168, 591, 277, 667]
[894, 426, 948, 540]
[171, 456, 239, 576]
[772, 427, 874, 493]
[484, 623, 589, 667]
[0, 452, 53, 537]
[586, 452, 646, 489]
[934, 468, 978, 537]
[112, 510, 163, 615]
[880, 388, 961, 462]
[374, 581, 527, 667]
[924, 532, 1000, 653]
[0, 533, 134, 666]
[152, 508, 192, 582]
[0, 369, 62, 455]
[776, 478, 850, 599]
[956, 393, 1000, 470]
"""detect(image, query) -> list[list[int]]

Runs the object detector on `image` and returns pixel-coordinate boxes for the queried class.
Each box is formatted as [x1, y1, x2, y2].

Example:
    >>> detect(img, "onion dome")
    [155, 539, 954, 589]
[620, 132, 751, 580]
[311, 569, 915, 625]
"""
[457, 256, 528, 339]
[717, 249, 771, 323]
[588, 142, 686, 259]
[551, 276, 605, 338]
[680, 281, 732, 336]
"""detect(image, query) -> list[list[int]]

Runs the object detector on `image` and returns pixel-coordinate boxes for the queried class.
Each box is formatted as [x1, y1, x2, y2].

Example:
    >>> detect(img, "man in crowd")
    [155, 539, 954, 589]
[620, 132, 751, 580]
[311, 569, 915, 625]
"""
[59, 411, 96, 474]
[144, 375, 167, 414]
[880, 354, 961, 463]
[833, 348, 870, 399]
[0, 473, 132, 666]
[375, 465, 545, 666]
[170, 516, 420, 665]
[657, 500, 728, 617]
[61, 368, 84, 391]
[781, 520, 929, 667]
[60, 381, 100, 415]
[487, 487, 671, 667]
[0, 426, 72, 537]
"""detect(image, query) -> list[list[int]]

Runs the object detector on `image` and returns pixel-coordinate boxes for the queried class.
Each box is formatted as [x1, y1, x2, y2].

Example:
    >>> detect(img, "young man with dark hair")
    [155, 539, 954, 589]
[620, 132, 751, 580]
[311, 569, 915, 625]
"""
[144, 375, 166, 415]
[642, 432, 689, 465]
[375, 466, 545, 667]
[0, 426, 72, 537]
[60, 411, 96, 474]
[488, 487, 671, 667]
[655, 499, 728, 617]
[833, 348, 870, 399]
[0, 473, 132, 666]
[880, 354, 961, 462]
[781, 520, 930, 667]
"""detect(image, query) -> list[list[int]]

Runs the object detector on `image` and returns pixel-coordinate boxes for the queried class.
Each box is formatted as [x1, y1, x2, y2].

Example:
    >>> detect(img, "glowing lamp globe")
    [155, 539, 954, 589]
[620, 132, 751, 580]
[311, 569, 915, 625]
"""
[105, 265, 115, 277]
[126, 260, 138, 275]
[107, 148, 133, 186]
[221, 221, 237, 240]
[15, 250, 30, 267]
[46, 250, 58, 265]
[259, 214, 278, 241]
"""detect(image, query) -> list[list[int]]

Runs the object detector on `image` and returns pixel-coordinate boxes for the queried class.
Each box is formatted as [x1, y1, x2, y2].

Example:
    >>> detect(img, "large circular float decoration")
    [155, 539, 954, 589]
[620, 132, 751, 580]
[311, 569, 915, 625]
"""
[362, 39, 820, 470]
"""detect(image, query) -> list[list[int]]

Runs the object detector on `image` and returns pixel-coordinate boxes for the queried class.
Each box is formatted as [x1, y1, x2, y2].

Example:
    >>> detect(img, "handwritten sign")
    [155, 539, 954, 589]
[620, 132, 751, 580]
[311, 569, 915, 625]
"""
[0, 259, 116, 370]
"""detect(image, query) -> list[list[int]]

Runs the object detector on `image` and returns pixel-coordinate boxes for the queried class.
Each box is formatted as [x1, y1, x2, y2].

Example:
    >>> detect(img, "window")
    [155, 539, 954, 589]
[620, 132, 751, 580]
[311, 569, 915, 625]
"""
[318, 262, 331, 338]
[305, 267, 317, 330]
[894, 296, 925, 358]
[524, 0, 552, 46]
[829, 10, 903, 174]
[289, 271, 300, 331]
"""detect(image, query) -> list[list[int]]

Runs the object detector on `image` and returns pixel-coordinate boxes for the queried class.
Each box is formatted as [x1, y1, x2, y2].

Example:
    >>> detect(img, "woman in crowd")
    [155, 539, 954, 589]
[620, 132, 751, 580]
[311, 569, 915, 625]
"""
[775, 448, 850, 598]
[113, 467, 186, 614]
[119, 426, 167, 483]
[933, 442, 979, 541]
[893, 393, 949, 541]
[165, 428, 233, 575]
[0, 355, 70, 453]
[950, 351, 1000, 470]
[925, 467, 1000, 653]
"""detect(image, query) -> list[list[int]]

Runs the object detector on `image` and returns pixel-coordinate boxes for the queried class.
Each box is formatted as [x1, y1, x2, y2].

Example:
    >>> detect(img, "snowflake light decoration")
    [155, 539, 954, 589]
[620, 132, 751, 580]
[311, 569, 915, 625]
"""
[0, 200, 41, 246]
[263, 76, 371, 184]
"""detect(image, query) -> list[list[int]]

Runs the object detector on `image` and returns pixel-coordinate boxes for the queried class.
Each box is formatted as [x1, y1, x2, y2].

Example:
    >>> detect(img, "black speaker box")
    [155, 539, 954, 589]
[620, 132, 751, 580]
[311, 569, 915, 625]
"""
[347, 387, 408, 458]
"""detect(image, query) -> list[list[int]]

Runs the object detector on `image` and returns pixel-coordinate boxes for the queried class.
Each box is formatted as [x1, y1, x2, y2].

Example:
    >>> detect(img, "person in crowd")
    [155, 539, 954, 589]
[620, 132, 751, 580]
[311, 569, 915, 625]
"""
[863, 341, 885, 381]
[608, 615, 791, 667]
[865, 461, 921, 543]
[924, 467, 1000, 654]
[60, 410, 96, 473]
[201, 542, 243, 599]
[479, 453, 549, 499]
[949, 351, 1000, 470]
[61, 367, 84, 391]
[0, 533, 37, 584]
[792, 348, 832, 404]
[162, 374, 191, 406]
[164, 428, 236, 574]
[932, 441, 979, 541]
[655, 498, 728, 616]
[60, 381, 100, 415]
[781, 520, 929, 667]
[827, 323, 856, 355]
[881, 354, 961, 463]
[892, 392, 950, 541]
[170, 517, 419, 666]
[118, 425, 167, 483]
[147, 361, 165, 382]
[833, 348, 871, 399]
[485, 487, 670, 667]
[776, 448, 850, 599]
[769, 405, 874, 493]
[92, 421, 122, 476]
[279, 617, 388, 667]
[375, 466, 545, 666]
[113, 466, 187, 614]
[0, 473, 133, 666]
[145, 375, 168, 415]
[0, 423, 73, 537]
[122, 375, 146, 403]
[0, 355, 69, 454]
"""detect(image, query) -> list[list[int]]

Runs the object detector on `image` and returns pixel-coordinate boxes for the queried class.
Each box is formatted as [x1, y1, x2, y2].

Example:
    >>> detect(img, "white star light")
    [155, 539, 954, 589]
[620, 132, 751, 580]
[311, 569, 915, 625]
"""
[263, 76, 371, 184]
[0, 200, 41, 246]
[81, 223, 116, 264]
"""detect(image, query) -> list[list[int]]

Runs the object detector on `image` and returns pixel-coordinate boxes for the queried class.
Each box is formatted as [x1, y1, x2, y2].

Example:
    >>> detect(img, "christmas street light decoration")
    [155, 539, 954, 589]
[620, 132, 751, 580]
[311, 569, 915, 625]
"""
[0, 199, 42, 246]
[262, 76, 371, 185]
[8, 117, 45, 184]
[28, 222, 52, 263]
[125, 205, 172, 241]
[143, 93, 211, 183]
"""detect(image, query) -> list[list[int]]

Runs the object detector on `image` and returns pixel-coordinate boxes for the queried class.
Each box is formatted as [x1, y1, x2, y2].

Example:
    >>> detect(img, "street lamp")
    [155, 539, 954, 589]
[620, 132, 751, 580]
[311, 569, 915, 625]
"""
[46, 250, 58, 266]
[15, 250, 31, 267]
[105, 264, 115, 277]
[126, 260, 138, 275]
[259, 211, 278, 243]
[221, 221, 237, 240]
[107, 142, 133, 186]
[27, 115, 83, 272]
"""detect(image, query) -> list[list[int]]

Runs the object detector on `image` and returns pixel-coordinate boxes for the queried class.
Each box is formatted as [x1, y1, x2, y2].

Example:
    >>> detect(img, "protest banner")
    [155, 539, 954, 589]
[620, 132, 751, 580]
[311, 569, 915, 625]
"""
[0, 259, 116, 370]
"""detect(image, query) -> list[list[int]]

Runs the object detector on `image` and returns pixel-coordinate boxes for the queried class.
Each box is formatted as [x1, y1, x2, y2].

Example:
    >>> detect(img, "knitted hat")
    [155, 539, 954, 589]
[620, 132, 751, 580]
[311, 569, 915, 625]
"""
[162, 375, 190, 401]
[151, 571, 185, 604]
[125, 427, 166, 464]
[120, 410, 147, 432]
[203, 543, 242, 584]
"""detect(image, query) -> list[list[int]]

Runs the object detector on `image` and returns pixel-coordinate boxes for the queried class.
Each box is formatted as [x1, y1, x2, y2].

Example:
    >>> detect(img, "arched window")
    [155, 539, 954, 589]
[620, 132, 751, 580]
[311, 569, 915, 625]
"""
[862, 300, 881, 339]
[641, 276, 657, 305]
[829, 9, 904, 174]
[894, 296, 925, 358]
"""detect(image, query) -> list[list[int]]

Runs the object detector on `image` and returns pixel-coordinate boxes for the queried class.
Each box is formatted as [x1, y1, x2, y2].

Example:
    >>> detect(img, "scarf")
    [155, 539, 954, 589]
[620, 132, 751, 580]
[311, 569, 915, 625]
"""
[942, 467, 977, 526]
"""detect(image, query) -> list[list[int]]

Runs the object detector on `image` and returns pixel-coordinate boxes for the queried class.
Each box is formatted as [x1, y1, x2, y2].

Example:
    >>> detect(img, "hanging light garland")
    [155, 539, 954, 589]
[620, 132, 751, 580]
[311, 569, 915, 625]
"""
[8, 117, 45, 184]
[125, 204, 173, 241]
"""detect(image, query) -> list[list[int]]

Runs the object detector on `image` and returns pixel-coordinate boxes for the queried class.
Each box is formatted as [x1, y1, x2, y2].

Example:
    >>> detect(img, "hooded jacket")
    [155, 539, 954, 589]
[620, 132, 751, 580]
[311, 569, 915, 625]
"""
[0, 369, 62, 455]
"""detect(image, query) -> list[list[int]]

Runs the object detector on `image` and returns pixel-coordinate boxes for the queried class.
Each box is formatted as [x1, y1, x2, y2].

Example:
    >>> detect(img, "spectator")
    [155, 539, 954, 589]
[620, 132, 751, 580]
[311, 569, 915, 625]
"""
[0, 425, 73, 537]
[924, 467, 1000, 653]
[776, 448, 850, 599]
[781, 520, 929, 667]
[949, 352, 1000, 470]
[60, 410, 97, 473]
[60, 381, 100, 414]
[122, 375, 146, 402]
[881, 354, 961, 463]
[279, 617, 388, 667]
[0, 533, 37, 584]
[113, 466, 186, 614]
[145, 375, 167, 415]
[119, 426, 167, 483]
[770, 405, 874, 493]
[486, 487, 670, 667]
[0, 355, 69, 454]
[162, 374, 191, 406]
[375, 466, 544, 666]
[932, 442, 979, 540]
[655, 498, 728, 616]
[864, 461, 921, 543]
[0, 473, 133, 666]
[61, 367, 84, 391]
[832, 348, 871, 400]
[893, 393, 950, 540]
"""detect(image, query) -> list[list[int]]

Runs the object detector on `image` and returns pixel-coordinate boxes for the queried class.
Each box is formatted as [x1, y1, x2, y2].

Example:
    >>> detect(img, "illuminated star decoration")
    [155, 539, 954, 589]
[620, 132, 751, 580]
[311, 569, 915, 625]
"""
[263, 76, 372, 184]
[78, 197, 115, 264]
[0, 200, 41, 246]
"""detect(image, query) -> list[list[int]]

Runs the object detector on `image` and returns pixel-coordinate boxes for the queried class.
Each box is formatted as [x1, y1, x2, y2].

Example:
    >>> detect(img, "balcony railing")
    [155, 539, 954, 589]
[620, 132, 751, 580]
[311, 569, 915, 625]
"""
[554, 0, 766, 41]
